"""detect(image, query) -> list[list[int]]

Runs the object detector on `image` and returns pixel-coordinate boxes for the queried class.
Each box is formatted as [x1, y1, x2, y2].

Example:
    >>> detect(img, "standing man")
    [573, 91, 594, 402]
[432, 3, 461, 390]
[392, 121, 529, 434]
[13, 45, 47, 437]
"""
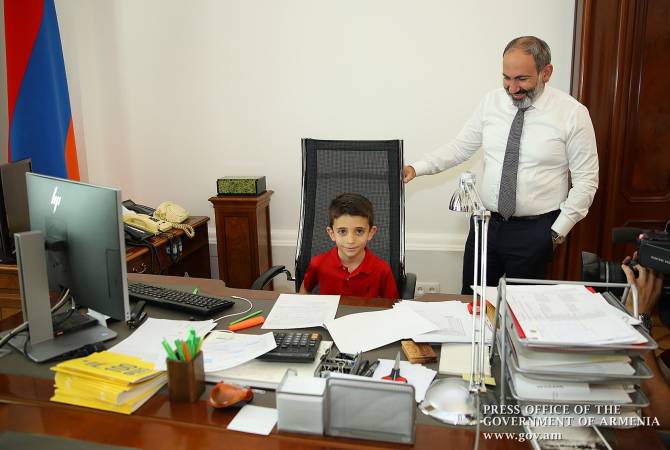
[404, 36, 598, 294]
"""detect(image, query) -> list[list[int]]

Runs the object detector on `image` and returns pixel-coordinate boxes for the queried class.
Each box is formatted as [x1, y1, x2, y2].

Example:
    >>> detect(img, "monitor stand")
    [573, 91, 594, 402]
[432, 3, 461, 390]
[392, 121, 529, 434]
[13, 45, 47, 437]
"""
[9, 231, 117, 363]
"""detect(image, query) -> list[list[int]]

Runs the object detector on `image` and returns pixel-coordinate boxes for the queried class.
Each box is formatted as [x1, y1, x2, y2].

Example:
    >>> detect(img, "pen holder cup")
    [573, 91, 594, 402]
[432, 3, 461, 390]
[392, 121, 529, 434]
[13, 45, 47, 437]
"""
[167, 351, 205, 402]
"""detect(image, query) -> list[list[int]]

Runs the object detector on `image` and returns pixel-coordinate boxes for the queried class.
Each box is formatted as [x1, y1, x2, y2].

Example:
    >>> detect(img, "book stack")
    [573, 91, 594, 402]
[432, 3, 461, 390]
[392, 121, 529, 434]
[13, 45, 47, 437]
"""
[51, 351, 167, 414]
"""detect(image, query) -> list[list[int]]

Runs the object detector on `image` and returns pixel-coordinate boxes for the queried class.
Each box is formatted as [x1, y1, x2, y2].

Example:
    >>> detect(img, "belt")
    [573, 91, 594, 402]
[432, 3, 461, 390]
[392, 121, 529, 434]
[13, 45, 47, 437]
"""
[490, 210, 557, 221]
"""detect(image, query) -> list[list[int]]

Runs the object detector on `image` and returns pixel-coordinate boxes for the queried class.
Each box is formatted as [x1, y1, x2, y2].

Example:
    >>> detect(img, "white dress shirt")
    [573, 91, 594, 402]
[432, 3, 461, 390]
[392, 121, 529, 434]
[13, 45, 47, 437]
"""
[411, 85, 598, 237]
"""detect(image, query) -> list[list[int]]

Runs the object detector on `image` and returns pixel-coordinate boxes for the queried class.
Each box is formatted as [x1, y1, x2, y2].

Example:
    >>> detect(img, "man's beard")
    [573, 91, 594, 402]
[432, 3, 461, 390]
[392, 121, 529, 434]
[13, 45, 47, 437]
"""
[507, 77, 545, 108]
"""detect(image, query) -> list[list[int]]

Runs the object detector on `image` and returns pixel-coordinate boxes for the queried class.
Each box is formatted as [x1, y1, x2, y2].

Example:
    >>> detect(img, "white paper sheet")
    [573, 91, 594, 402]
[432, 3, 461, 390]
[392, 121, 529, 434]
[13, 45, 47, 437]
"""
[503, 285, 646, 345]
[205, 341, 333, 389]
[110, 318, 217, 370]
[262, 294, 340, 329]
[227, 404, 277, 435]
[395, 301, 492, 343]
[201, 331, 277, 372]
[370, 359, 437, 403]
[324, 308, 439, 354]
[512, 372, 631, 403]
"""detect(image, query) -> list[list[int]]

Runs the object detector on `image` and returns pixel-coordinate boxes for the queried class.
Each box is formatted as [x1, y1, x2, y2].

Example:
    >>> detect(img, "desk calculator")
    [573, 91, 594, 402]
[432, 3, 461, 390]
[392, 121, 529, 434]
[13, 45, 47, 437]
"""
[258, 332, 322, 363]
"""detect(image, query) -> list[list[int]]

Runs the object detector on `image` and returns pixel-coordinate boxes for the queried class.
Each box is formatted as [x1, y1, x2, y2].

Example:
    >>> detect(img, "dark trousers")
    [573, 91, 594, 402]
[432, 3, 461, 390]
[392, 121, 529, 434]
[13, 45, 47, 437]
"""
[461, 210, 560, 295]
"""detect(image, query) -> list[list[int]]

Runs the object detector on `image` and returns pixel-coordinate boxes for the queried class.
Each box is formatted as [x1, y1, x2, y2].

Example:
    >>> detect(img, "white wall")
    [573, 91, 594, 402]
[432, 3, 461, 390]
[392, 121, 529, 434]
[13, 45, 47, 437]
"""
[4, 1, 576, 293]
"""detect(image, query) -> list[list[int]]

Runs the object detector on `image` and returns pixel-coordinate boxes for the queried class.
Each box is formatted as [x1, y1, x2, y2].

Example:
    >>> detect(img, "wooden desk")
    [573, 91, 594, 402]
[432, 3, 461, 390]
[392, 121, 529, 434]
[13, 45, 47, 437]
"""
[0, 275, 663, 450]
[125, 216, 211, 278]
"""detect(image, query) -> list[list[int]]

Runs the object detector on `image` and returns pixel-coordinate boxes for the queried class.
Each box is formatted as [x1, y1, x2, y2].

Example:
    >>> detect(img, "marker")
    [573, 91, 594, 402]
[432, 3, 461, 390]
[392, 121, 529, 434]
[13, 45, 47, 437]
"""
[229, 310, 263, 326]
[162, 338, 177, 361]
[228, 316, 265, 331]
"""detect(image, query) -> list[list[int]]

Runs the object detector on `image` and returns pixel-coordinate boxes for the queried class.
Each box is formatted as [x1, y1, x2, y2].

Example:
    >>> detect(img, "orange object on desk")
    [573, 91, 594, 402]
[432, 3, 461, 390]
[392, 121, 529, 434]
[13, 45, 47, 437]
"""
[228, 316, 265, 331]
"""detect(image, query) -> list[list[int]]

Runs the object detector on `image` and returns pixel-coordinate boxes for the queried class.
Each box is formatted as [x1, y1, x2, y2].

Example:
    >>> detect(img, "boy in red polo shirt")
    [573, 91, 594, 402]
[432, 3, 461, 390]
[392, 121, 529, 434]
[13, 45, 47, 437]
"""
[299, 193, 399, 299]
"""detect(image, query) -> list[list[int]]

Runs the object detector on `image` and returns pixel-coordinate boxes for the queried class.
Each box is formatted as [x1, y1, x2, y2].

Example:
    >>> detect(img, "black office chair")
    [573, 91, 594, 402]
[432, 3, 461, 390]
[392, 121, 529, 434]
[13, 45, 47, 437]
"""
[252, 138, 416, 299]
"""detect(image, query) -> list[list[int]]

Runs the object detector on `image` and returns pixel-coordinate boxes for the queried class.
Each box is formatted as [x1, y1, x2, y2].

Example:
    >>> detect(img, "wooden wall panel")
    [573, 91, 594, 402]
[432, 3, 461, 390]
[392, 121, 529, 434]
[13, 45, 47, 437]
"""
[551, 0, 670, 280]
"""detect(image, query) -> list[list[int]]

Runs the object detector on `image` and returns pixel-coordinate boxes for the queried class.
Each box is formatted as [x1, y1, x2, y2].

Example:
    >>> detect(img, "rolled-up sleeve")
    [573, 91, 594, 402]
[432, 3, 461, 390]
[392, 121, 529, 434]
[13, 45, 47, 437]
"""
[551, 105, 599, 236]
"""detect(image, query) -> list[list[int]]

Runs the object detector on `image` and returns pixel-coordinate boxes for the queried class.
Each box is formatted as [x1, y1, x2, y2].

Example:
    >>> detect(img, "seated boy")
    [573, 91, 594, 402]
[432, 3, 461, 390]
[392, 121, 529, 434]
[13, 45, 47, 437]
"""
[299, 193, 399, 299]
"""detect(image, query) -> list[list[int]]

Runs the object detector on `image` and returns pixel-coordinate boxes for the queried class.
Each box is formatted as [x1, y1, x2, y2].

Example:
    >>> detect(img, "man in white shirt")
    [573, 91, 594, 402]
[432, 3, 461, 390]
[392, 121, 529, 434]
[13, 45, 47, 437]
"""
[403, 36, 598, 294]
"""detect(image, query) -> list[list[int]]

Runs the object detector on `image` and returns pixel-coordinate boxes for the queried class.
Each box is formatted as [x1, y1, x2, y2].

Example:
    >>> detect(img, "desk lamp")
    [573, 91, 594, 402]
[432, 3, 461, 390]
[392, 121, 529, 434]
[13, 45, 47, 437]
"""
[420, 172, 490, 436]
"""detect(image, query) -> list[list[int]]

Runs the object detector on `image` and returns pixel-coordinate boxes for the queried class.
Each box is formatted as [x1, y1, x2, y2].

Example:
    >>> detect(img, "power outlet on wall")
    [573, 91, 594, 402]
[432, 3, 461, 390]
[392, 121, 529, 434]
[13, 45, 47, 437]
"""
[416, 282, 440, 297]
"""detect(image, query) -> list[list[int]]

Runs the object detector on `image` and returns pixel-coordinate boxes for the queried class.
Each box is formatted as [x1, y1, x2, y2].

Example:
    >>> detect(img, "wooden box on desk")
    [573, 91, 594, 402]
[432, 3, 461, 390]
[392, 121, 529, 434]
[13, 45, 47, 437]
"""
[208, 191, 273, 289]
[125, 216, 211, 278]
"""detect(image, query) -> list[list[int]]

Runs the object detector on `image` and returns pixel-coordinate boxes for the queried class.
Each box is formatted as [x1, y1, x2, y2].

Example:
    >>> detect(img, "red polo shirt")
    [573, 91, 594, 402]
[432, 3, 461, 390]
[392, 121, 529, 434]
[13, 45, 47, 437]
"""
[302, 247, 399, 299]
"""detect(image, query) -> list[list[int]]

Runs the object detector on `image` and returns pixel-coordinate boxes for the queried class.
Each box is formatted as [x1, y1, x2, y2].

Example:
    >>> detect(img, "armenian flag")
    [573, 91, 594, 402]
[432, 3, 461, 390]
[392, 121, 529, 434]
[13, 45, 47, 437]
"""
[4, 0, 79, 180]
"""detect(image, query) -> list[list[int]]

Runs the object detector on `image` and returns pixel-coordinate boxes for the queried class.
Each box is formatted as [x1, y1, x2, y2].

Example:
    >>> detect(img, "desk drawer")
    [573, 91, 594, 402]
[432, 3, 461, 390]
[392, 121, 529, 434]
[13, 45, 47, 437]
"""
[126, 249, 153, 274]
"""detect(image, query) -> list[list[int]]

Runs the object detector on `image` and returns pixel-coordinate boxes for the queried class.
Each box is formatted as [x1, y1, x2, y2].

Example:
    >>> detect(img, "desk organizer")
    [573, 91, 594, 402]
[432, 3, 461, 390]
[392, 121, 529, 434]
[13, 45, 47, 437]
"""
[167, 351, 205, 402]
[276, 370, 326, 435]
[325, 375, 416, 444]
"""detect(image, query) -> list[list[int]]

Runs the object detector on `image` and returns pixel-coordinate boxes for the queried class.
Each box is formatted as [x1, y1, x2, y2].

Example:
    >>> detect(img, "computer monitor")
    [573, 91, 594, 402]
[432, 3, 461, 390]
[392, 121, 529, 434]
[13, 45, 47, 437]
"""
[0, 159, 32, 263]
[9, 174, 130, 362]
[26, 173, 130, 321]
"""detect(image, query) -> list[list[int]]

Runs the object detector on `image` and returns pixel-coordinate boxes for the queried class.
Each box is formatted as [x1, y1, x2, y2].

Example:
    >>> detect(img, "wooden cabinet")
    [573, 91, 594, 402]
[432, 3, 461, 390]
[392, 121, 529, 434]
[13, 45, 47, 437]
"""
[125, 216, 211, 278]
[208, 191, 273, 288]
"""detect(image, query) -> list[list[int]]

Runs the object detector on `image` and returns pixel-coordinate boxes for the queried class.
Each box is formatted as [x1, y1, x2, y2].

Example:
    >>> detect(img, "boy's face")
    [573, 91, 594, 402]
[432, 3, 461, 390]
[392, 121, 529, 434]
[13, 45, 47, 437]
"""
[327, 214, 377, 261]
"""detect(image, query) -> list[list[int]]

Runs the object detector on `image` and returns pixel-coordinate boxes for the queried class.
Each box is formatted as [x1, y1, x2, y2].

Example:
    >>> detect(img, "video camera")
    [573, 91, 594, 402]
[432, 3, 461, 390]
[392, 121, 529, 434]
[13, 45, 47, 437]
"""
[582, 224, 670, 323]
[582, 226, 670, 280]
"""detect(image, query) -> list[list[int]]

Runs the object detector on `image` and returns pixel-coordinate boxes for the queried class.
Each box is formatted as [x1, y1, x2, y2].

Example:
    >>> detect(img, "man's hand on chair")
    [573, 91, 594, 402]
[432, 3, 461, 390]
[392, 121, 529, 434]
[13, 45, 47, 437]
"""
[403, 166, 416, 184]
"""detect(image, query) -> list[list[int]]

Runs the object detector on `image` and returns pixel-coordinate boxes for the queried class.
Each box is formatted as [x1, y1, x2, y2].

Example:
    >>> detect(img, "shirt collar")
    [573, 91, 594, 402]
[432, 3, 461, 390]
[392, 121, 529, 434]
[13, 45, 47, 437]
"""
[328, 247, 373, 274]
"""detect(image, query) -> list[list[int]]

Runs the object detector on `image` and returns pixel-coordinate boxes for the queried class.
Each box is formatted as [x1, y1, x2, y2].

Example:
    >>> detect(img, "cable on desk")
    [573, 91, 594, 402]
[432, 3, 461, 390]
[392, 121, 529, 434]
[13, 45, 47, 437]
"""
[213, 296, 253, 322]
[0, 289, 72, 349]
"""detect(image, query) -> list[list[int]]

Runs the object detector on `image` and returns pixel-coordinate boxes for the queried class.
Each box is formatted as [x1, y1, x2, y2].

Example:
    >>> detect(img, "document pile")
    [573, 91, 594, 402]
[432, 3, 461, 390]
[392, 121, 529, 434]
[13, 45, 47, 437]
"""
[394, 300, 492, 344]
[51, 351, 167, 414]
[497, 284, 656, 426]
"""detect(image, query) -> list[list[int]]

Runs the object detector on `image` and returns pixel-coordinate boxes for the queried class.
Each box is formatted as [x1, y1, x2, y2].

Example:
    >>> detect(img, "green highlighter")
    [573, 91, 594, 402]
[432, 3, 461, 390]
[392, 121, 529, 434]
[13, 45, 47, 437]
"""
[162, 338, 178, 361]
[229, 310, 263, 326]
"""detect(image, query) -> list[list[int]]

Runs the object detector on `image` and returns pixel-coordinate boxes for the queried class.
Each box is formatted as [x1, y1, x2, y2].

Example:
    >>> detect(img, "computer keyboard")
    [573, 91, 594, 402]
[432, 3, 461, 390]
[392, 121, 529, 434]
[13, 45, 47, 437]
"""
[258, 332, 322, 363]
[127, 282, 235, 316]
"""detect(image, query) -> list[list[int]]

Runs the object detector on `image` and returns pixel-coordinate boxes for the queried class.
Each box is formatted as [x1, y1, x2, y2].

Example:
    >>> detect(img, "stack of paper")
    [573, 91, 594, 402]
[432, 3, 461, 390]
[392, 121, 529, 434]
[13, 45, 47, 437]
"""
[394, 300, 492, 344]
[510, 335, 635, 376]
[504, 284, 646, 346]
[324, 308, 439, 354]
[110, 318, 217, 370]
[489, 284, 656, 424]
[512, 372, 632, 403]
[51, 351, 166, 414]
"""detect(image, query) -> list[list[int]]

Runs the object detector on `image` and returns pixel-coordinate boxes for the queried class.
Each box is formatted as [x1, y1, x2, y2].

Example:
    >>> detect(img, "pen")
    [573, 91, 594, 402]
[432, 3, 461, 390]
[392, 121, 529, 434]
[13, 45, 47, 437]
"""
[362, 360, 380, 377]
[229, 310, 263, 326]
[357, 360, 370, 376]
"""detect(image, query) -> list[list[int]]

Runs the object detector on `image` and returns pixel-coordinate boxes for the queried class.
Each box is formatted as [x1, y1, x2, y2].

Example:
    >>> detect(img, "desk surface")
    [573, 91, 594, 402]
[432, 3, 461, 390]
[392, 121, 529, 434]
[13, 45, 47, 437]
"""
[0, 274, 663, 450]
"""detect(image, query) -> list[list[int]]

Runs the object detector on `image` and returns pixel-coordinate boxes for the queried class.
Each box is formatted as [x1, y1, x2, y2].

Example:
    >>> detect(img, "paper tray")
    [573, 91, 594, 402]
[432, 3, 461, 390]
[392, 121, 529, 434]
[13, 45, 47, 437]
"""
[503, 307, 657, 355]
[504, 365, 649, 408]
[503, 333, 653, 382]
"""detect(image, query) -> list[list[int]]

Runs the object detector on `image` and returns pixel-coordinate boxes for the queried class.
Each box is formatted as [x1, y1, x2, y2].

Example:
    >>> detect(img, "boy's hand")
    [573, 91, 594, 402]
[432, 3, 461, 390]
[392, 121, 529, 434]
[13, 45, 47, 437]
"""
[622, 254, 664, 315]
[403, 166, 416, 184]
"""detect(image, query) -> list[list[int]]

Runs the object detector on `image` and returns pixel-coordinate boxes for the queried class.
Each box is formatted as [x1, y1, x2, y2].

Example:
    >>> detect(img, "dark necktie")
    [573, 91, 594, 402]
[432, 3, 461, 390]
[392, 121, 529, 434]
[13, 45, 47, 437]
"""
[498, 107, 529, 219]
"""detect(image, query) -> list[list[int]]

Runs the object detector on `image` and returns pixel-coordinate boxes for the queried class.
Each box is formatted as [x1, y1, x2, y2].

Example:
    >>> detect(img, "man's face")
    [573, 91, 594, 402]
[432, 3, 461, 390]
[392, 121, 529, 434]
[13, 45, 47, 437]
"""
[502, 49, 552, 108]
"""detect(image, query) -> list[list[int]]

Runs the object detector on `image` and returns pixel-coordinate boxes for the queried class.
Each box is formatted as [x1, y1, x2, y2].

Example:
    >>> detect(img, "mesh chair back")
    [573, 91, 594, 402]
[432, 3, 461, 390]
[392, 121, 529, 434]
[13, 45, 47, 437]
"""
[295, 139, 405, 292]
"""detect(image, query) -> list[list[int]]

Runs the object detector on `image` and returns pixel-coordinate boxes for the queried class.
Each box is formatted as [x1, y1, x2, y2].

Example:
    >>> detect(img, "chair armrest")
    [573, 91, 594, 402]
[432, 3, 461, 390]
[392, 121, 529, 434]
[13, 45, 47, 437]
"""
[400, 272, 417, 299]
[251, 265, 292, 290]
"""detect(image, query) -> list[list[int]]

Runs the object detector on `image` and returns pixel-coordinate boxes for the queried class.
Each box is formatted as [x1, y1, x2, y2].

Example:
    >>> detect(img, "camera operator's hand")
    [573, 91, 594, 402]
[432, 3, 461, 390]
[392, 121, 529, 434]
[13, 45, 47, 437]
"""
[621, 254, 664, 315]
